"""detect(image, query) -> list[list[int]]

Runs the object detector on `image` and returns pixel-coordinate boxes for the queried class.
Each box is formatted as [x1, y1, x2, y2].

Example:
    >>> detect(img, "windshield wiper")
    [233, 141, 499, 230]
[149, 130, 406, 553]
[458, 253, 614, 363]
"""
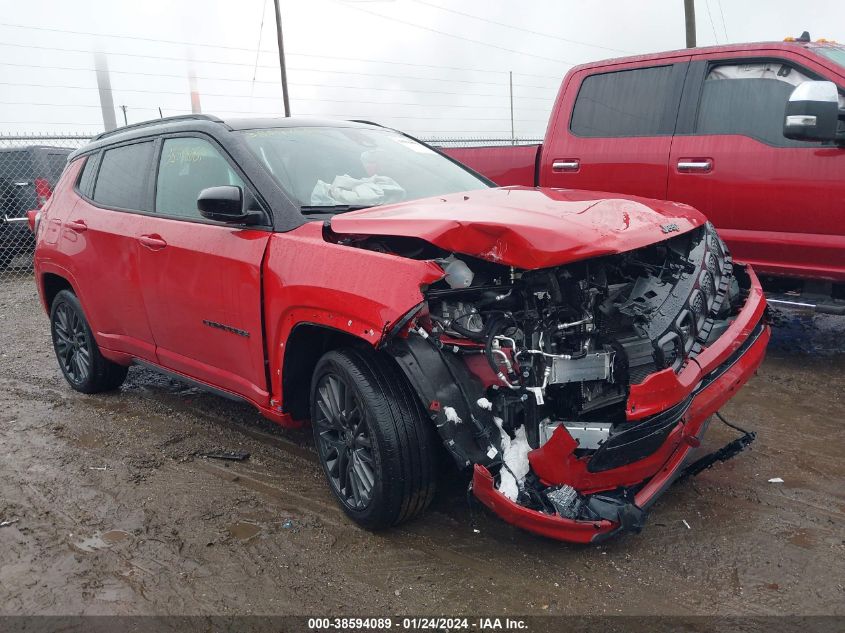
[300, 204, 373, 213]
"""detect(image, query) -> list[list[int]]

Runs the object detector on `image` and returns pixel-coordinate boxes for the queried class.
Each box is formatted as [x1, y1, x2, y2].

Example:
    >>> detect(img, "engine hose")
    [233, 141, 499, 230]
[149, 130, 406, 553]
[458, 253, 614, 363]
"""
[484, 315, 520, 388]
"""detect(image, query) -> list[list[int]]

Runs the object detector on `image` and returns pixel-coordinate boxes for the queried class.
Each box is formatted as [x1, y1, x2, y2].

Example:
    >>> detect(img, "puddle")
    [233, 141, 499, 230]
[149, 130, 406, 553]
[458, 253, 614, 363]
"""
[227, 521, 261, 542]
[787, 529, 816, 549]
[73, 433, 103, 449]
[768, 308, 845, 356]
[71, 529, 131, 553]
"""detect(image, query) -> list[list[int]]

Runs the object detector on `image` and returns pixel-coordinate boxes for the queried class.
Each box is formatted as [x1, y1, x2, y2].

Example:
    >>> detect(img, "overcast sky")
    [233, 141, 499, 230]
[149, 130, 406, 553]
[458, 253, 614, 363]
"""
[0, 0, 843, 139]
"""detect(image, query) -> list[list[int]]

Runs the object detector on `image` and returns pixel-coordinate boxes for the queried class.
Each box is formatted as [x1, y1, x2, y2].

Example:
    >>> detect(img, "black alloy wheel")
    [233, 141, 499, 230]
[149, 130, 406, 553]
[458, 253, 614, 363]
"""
[313, 371, 376, 511]
[310, 348, 437, 530]
[53, 300, 92, 385]
[49, 289, 128, 393]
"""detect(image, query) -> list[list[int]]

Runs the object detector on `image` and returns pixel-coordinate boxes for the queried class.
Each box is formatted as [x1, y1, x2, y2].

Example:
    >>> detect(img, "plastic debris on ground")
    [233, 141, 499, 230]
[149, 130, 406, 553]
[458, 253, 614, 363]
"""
[202, 450, 251, 461]
[768, 477, 785, 483]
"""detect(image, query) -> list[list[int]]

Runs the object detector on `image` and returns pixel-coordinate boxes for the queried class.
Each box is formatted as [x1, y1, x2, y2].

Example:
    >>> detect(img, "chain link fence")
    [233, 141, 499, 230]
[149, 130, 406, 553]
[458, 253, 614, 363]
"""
[0, 133, 539, 283]
[1, 135, 90, 282]
[423, 137, 542, 148]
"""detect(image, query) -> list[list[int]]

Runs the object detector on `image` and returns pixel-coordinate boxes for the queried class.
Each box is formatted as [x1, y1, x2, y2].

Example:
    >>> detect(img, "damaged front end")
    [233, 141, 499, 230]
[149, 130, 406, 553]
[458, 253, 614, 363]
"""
[381, 222, 769, 543]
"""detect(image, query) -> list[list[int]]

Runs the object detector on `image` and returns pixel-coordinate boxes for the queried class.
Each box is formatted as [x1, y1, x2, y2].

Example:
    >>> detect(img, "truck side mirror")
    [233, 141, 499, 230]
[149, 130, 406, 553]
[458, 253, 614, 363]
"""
[783, 81, 841, 143]
[197, 186, 265, 225]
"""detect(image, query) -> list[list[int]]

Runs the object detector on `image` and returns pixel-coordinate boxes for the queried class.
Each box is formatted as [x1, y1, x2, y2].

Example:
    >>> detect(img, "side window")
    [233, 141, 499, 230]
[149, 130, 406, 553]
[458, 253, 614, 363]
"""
[155, 137, 244, 220]
[93, 141, 154, 211]
[695, 62, 816, 147]
[76, 154, 98, 197]
[570, 65, 679, 137]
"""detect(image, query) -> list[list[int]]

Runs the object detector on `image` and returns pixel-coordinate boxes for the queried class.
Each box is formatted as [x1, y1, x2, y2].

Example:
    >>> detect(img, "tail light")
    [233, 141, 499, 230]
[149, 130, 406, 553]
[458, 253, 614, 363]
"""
[27, 209, 41, 234]
[34, 177, 53, 208]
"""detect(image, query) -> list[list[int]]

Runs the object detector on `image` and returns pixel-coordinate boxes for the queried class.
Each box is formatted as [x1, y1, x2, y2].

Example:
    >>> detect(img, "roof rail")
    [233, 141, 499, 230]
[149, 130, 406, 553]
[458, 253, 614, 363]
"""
[92, 114, 224, 142]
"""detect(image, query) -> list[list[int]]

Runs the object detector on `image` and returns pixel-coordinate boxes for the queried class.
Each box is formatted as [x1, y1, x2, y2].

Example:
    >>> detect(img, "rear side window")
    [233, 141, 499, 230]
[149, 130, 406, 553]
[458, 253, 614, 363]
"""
[93, 141, 154, 211]
[76, 155, 98, 197]
[571, 65, 678, 137]
[695, 62, 817, 147]
[155, 137, 244, 220]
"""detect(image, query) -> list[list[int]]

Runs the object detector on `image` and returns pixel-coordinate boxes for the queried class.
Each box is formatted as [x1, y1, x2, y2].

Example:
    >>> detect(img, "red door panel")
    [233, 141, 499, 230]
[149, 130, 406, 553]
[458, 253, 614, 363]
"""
[136, 216, 271, 402]
[59, 194, 156, 359]
[667, 51, 845, 281]
[668, 135, 845, 280]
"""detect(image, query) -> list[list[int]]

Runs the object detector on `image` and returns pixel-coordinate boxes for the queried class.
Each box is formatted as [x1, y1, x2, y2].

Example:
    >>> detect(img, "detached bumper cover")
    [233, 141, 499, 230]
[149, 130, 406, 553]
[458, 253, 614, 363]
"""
[471, 267, 769, 543]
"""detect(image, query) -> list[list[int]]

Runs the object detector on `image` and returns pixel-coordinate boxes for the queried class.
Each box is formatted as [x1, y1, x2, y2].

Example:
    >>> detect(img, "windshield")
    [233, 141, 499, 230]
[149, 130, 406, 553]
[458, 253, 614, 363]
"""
[815, 46, 845, 71]
[240, 126, 489, 212]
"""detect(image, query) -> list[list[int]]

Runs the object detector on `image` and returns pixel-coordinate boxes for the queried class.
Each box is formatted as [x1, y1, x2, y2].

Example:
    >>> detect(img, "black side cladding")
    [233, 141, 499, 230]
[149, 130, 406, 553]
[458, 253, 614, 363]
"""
[386, 335, 495, 468]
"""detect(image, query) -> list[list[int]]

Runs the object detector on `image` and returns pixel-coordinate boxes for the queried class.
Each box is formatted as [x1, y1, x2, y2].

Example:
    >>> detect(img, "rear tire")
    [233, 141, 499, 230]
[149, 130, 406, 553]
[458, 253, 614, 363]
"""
[50, 289, 128, 393]
[310, 347, 437, 530]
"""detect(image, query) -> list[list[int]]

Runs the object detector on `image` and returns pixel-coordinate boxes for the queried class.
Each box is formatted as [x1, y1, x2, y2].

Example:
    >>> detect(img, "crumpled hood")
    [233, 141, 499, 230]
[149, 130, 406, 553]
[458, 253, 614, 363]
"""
[329, 186, 706, 269]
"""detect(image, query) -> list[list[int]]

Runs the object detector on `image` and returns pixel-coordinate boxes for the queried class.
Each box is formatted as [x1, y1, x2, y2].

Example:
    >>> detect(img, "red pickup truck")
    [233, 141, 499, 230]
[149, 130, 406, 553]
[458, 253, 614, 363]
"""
[444, 39, 845, 305]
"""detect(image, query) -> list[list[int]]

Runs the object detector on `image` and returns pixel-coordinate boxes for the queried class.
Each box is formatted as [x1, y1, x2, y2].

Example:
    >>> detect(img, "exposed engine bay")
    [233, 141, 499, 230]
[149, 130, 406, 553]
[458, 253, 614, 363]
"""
[330, 217, 759, 533]
[375, 222, 752, 528]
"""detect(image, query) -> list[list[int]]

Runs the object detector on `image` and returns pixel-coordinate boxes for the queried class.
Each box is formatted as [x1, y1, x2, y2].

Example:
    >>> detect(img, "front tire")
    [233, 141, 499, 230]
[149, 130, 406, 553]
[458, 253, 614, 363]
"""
[310, 348, 437, 530]
[50, 289, 128, 393]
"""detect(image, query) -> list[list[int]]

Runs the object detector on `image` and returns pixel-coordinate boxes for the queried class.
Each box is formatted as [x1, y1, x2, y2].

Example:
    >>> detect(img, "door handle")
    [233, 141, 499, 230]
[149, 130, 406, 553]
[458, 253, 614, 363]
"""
[65, 220, 87, 233]
[677, 159, 713, 172]
[552, 159, 580, 172]
[138, 234, 167, 250]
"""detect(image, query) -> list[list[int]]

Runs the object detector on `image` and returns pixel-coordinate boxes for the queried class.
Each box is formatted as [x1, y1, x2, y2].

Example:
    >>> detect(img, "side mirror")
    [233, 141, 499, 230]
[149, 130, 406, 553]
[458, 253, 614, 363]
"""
[783, 81, 840, 143]
[197, 186, 265, 225]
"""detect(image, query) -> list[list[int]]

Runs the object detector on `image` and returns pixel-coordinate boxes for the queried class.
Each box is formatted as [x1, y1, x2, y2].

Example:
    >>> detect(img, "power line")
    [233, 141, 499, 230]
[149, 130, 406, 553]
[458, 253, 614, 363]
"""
[326, 0, 574, 65]
[716, 0, 729, 42]
[0, 21, 563, 80]
[0, 42, 556, 90]
[0, 73, 555, 100]
[0, 66, 552, 109]
[408, 0, 632, 54]
[703, 0, 720, 44]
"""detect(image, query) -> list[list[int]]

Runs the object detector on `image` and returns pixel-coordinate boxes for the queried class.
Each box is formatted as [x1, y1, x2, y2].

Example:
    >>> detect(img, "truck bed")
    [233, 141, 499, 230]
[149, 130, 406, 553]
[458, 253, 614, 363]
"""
[441, 144, 541, 187]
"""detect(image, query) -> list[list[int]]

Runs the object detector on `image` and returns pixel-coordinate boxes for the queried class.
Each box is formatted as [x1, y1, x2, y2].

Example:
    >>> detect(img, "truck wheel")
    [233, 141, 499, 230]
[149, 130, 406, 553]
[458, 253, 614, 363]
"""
[310, 348, 437, 530]
[50, 289, 128, 394]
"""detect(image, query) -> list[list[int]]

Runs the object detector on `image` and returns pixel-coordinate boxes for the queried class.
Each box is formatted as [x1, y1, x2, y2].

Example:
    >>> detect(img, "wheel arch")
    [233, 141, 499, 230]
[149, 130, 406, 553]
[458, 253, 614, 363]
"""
[281, 322, 373, 420]
[41, 271, 77, 313]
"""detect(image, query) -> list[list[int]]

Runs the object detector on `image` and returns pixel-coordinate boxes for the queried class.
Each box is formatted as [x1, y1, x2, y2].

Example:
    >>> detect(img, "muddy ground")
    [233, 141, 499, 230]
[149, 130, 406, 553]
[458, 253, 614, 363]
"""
[0, 273, 843, 616]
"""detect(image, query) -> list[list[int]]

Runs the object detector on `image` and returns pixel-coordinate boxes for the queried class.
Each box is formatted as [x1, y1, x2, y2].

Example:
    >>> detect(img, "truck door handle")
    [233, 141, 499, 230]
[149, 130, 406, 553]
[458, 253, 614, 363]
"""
[65, 220, 87, 233]
[552, 159, 580, 172]
[677, 159, 713, 172]
[138, 234, 167, 250]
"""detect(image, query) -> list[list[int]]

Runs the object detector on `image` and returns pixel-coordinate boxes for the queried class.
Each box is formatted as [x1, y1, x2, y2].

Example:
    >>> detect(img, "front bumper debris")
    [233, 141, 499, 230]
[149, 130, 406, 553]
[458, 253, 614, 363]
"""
[471, 267, 770, 543]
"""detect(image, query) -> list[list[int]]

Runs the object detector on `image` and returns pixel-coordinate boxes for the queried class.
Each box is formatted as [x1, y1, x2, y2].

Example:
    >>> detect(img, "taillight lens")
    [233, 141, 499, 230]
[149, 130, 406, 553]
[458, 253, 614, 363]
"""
[27, 209, 41, 234]
[34, 177, 53, 208]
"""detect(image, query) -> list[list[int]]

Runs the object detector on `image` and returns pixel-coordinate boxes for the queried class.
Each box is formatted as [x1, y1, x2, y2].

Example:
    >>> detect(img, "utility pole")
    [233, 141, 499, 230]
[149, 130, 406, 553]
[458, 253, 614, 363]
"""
[684, 0, 697, 48]
[509, 71, 515, 145]
[94, 53, 117, 132]
[273, 0, 291, 117]
[120, 105, 128, 126]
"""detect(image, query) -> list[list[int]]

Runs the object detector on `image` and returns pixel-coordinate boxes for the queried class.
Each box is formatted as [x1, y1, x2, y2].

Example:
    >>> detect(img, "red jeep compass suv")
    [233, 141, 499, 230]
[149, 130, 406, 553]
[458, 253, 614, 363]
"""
[33, 115, 769, 542]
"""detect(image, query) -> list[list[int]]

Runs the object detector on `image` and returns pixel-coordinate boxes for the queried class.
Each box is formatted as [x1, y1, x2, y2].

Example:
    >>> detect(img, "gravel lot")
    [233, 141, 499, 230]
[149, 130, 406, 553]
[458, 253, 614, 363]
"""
[1, 273, 843, 616]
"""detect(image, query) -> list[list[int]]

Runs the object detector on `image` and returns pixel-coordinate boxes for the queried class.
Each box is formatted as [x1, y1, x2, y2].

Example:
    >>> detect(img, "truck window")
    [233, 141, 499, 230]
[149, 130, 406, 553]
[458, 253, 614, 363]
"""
[695, 62, 819, 147]
[570, 65, 678, 137]
[92, 141, 154, 211]
[155, 137, 244, 220]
